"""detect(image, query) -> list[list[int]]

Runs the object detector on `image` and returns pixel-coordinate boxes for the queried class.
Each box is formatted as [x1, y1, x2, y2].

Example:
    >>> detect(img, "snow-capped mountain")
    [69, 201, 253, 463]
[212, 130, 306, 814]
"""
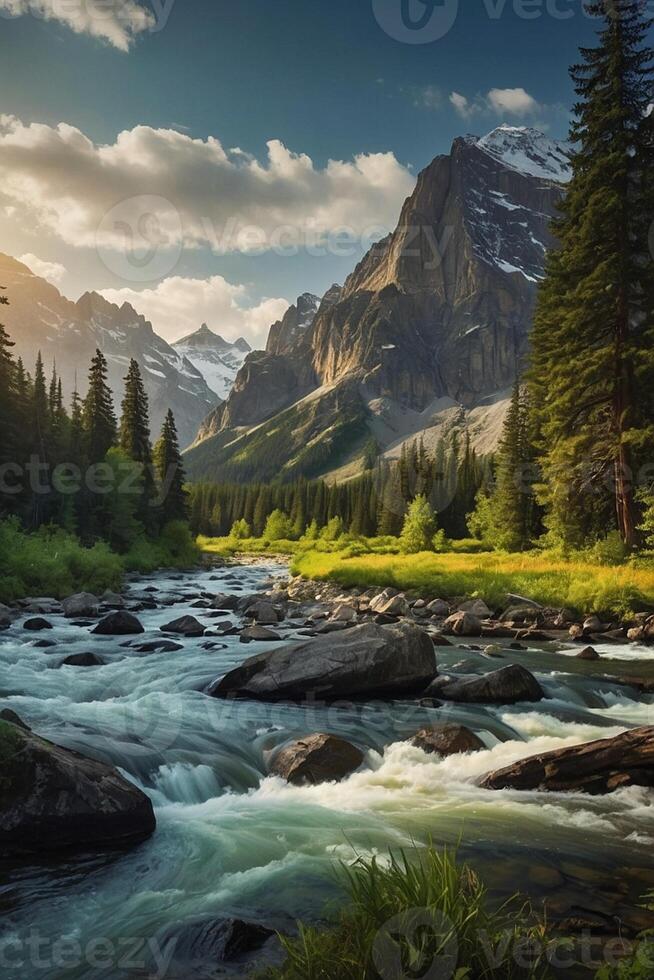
[173, 325, 251, 400]
[0, 254, 218, 449]
[186, 126, 568, 483]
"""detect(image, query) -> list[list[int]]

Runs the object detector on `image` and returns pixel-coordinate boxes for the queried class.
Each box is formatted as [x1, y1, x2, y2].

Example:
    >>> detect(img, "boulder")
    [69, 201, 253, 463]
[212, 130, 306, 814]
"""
[443, 612, 483, 637]
[331, 603, 358, 623]
[370, 594, 410, 617]
[0, 709, 30, 730]
[577, 646, 600, 661]
[240, 626, 282, 643]
[270, 734, 364, 785]
[430, 633, 454, 647]
[410, 724, 485, 756]
[32, 638, 56, 649]
[61, 653, 105, 667]
[247, 601, 280, 625]
[133, 640, 183, 653]
[92, 612, 145, 636]
[209, 622, 437, 702]
[211, 594, 240, 610]
[23, 618, 52, 631]
[20, 598, 62, 615]
[161, 615, 205, 637]
[459, 599, 492, 619]
[152, 917, 276, 974]
[583, 615, 605, 634]
[62, 593, 100, 619]
[100, 591, 126, 609]
[427, 599, 449, 616]
[500, 605, 541, 625]
[431, 664, 544, 705]
[480, 726, 654, 794]
[0, 719, 155, 853]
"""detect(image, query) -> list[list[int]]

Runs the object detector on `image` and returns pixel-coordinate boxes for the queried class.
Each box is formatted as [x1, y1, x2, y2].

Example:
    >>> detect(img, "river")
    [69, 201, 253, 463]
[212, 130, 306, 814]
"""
[1, 560, 653, 979]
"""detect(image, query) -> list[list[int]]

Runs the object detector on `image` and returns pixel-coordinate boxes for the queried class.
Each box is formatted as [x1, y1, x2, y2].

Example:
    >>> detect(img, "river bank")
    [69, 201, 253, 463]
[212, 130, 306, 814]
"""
[1, 557, 653, 978]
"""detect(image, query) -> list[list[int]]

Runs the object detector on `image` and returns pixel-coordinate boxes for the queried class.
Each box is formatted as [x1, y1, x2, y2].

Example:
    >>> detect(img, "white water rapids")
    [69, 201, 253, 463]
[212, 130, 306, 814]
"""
[0, 561, 653, 979]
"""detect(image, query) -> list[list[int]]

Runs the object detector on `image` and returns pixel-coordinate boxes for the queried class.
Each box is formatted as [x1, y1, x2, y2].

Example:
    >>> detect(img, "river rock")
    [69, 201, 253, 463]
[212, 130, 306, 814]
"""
[209, 622, 437, 701]
[32, 638, 56, 649]
[61, 652, 105, 667]
[410, 724, 485, 756]
[92, 611, 145, 636]
[153, 917, 277, 973]
[370, 594, 410, 617]
[20, 598, 62, 615]
[458, 599, 492, 619]
[211, 594, 240, 610]
[429, 664, 544, 705]
[443, 612, 483, 637]
[331, 603, 358, 622]
[577, 646, 600, 661]
[134, 639, 184, 653]
[0, 719, 156, 853]
[240, 626, 282, 643]
[246, 600, 280, 625]
[100, 591, 126, 609]
[0, 709, 30, 730]
[427, 599, 449, 616]
[583, 615, 605, 634]
[500, 605, 541, 625]
[270, 733, 364, 785]
[23, 618, 52, 631]
[63, 593, 100, 618]
[480, 726, 654, 794]
[161, 615, 205, 637]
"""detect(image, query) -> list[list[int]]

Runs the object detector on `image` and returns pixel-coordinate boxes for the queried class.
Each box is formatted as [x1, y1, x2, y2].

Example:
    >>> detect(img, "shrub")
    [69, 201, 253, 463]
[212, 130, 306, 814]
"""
[399, 495, 437, 554]
[230, 518, 252, 540]
[263, 510, 295, 542]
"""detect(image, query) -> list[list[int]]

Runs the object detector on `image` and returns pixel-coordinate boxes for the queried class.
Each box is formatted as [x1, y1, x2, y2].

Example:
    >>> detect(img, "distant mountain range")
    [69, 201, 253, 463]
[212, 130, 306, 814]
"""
[173, 325, 251, 401]
[0, 254, 218, 449]
[184, 126, 570, 483]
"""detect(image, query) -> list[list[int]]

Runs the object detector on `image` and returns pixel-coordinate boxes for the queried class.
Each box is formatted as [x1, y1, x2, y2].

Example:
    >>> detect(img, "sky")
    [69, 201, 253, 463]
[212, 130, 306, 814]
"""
[0, 0, 607, 346]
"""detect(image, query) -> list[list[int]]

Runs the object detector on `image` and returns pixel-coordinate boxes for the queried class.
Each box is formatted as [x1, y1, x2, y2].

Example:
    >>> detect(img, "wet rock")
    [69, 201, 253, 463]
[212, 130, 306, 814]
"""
[480, 726, 654, 794]
[161, 615, 206, 637]
[62, 593, 100, 618]
[315, 621, 355, 634]
[0, 720, 156, 853]
[483, 644, 504, 658]
[246, 600, 281, 625]
[429, 664, 544, 705]
[370, 593, 410, 617]
[209, 622, 437, 702]
[23, 618, 52, 631]
[444, 612, 483, 637]
[410, 724, 485, 756]
[32, 638, 56, 649]
[92, 611, 145, 636]
[583, 615, 605, 634]
[577, 646, 600, 661]
[270, 733, 364, 785]
[20, 598, 62, 615]
[569, 624, 591, 641]
[153, 917, 277, 972]
[500, 605, 541, 625]
[240, 626, 282, 643]
[427, 599, 449, 616]
[430, 633, 454, 647]
[459, 599, 492, 619]
[100, 591, 125, 609]
[61, 652, 105, 667]
[0, 709, 30, 730]
[133, 640, 184, 653]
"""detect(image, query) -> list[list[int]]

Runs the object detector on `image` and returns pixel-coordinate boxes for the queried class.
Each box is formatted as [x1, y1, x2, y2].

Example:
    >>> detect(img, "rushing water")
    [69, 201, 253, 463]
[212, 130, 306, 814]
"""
[1, 560, 653, 979]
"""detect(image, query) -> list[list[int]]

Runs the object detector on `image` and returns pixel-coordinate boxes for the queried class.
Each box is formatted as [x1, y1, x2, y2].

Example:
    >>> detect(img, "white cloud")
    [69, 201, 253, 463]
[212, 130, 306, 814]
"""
[487, 88, 540, 117]
[413, 85, 442, 110]
[450, 87, 541, 120]
[0, 116, 415, 258]
[18, 252, 66, 284]
[0, 0, 155, 51]
[98, 275, 290, 347]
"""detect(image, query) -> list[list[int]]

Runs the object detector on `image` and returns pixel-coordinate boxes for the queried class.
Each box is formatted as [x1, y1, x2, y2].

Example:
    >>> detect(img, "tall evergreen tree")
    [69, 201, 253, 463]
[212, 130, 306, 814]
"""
[83, 349, 117, 464]
[119, 359, 156, 528]
[0, 292, 18, 513]
[153, 409, 188, 524]
[529, 2, 654, 549]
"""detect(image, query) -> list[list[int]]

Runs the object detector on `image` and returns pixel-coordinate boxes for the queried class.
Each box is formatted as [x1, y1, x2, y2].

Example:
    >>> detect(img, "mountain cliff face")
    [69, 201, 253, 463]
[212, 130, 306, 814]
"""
[173, 325, 251, 400]
[185, 126, 570, 483]
[0, 254, 218, 449]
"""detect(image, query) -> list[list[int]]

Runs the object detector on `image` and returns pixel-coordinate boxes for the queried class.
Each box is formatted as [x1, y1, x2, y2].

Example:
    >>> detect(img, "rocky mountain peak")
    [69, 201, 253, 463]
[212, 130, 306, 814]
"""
[266, 292, 320, 356]
[474, 125, 571, 182]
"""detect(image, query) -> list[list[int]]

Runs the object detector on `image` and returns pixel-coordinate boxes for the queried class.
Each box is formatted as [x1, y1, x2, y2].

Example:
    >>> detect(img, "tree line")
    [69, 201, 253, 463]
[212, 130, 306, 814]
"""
[0, 313, 188, 552]
[189, 432, 488, 541]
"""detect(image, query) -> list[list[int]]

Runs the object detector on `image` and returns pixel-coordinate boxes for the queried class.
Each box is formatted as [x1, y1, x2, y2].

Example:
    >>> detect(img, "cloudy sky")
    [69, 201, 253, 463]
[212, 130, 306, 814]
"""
[0, 0, 603, 345]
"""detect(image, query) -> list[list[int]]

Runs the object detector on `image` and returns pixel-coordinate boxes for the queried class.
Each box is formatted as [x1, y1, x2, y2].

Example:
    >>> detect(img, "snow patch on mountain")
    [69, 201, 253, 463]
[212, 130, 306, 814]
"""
[476, 125, 571, 182]
[174, 324, 252, 400]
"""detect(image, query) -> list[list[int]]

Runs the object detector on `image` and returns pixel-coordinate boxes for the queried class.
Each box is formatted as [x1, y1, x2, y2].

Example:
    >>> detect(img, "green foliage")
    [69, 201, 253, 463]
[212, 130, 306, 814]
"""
[399, 494, 437, 554]
[255, 847, 554, 980]
[321, 516, 344, 542]
[230, 518, 252, 540]
[263, 510, 295, 541]
[153, 409, 188, 525]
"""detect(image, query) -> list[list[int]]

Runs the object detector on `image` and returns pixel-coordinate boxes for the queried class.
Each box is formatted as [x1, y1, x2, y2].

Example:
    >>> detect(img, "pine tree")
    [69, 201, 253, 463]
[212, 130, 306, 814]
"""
[153, 409, 188, 524]
[529, 2, 654, 549]
[0, 293, 18, 513]
[83, 349, 117, 464]
[119, 359, 156, 529]
[486, 383, 536, 550]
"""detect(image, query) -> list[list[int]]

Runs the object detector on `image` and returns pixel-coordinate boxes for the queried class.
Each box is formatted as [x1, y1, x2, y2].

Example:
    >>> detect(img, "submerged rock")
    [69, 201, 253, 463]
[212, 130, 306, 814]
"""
[410, 724, 485, 757]
[23, 618, 52, 631]
[270, 733, 364, 785]
[428, 664, 544, 705]
[61, 653, 105, 667]
[153, 916, 277, 973]
[209, 622, 437, 702]
[480, 726, 654, 794]
[577, 646, 600, 661]
[0, 719, 156, 854]
[92, 611, 145, 635]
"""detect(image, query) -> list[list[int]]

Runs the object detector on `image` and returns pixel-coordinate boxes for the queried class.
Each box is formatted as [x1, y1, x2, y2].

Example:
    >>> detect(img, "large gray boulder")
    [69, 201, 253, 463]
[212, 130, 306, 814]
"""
[62, 593, 100, 618]
[270, 733, 364, 785]
[480, 726, 654, 794]
[410, 725, 485, 757]
[209, 622, 437, 701]
[429, 664, 544, 705]
[0, 719, 156, 854]
[92, 611, 144, 635]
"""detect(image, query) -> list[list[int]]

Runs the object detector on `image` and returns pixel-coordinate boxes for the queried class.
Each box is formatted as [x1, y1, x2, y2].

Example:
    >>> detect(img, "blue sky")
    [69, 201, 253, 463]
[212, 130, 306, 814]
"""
[0, 0, 606, 344]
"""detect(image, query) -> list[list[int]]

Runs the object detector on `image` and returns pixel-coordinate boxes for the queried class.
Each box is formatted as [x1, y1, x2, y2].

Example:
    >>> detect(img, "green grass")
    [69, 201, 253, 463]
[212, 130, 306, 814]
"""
[291, 548, 654, 617]
[254, 846, 557, 979]
[0, 519, 200, 604]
